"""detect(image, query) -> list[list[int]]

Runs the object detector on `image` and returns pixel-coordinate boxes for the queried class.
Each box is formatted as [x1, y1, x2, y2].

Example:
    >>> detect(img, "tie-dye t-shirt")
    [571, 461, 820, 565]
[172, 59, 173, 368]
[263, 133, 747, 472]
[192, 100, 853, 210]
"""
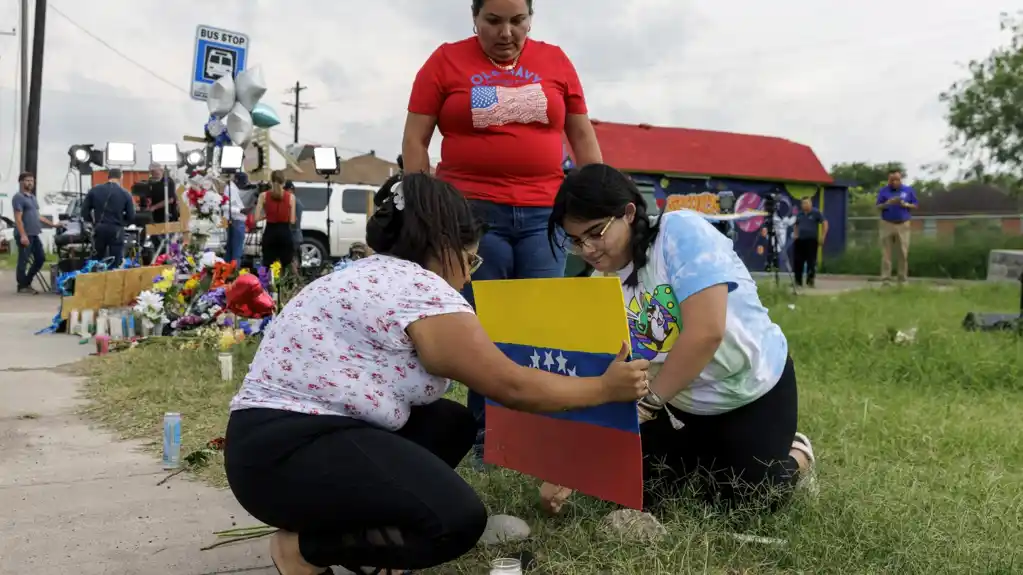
[612, 209, 788, 415]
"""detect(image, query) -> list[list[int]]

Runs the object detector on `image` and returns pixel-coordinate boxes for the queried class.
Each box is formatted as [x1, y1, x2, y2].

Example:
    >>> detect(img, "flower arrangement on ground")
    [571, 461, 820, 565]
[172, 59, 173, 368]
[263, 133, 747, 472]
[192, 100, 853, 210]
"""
[184, 171, 227, 247]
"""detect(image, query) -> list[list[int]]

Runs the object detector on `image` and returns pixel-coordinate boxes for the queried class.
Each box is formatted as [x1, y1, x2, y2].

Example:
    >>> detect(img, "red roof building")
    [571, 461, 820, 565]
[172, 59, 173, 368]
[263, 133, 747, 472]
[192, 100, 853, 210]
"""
[570, 120, 833, 185]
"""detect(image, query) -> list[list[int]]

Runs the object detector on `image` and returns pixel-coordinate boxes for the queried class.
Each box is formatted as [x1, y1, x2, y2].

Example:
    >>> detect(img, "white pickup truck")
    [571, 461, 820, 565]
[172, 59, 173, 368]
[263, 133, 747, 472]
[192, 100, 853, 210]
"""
[238, 181, 376, 268]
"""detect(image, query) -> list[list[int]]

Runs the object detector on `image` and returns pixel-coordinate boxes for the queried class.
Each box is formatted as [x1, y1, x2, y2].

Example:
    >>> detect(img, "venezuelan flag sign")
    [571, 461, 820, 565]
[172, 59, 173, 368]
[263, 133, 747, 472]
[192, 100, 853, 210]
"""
[474, 277, 644, 510]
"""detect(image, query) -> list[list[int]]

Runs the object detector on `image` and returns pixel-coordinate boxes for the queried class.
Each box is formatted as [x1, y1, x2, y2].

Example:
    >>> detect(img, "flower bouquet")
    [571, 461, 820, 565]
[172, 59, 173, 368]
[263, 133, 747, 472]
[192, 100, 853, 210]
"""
[133, 290, 167, 337]
[185, 173, 226, 250]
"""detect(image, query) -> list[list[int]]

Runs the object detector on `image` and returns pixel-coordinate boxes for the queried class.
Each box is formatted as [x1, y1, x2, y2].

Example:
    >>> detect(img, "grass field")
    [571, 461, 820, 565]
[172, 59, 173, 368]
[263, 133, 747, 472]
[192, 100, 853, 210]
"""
[78, 282, 1023, 574]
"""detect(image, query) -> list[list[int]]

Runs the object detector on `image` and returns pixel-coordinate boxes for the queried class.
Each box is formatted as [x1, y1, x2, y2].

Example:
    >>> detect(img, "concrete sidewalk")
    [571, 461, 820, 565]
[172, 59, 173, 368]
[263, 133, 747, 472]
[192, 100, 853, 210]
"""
[0, 280, 275, 574]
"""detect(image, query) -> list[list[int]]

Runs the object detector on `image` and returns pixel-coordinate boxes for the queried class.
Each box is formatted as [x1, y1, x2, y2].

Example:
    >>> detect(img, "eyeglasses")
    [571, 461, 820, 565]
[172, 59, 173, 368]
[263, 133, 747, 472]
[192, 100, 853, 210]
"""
[565, 217, 617, 254]
[469, 253, 484, 274]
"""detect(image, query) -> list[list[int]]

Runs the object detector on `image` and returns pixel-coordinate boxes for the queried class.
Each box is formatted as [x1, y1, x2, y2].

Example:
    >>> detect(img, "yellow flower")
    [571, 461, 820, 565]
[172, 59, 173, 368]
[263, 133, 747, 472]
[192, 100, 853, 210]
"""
[177, 294, 186, 304]
[218, 331, 236, 351]
[152, 275, 173, 293]
[184, 278, 199, 290]
[270, 261, 282, 278]
[186, 256, 195, 265]
[238, 268, 250, 275]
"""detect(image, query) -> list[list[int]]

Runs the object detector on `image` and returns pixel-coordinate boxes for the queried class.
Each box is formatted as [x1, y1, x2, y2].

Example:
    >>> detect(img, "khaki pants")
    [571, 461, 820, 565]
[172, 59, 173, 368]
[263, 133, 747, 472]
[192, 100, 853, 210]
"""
[880, 221, 910, 282]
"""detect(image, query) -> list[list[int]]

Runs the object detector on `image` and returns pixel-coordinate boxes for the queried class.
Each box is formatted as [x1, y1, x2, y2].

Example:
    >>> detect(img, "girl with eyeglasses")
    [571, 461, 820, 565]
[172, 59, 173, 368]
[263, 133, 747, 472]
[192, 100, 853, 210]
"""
[541, 164, 817, 515]
[224, 173, 650, 574]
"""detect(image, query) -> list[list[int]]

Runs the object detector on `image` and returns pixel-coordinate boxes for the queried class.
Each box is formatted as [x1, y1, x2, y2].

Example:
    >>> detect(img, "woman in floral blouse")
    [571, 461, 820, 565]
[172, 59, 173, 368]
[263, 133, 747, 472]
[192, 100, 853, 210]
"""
[224, 173, 649, 574]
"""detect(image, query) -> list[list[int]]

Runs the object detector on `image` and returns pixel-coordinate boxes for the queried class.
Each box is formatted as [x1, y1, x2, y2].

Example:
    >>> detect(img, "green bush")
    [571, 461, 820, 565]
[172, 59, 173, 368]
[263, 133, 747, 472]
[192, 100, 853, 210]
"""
[823, 232, 1023, 279]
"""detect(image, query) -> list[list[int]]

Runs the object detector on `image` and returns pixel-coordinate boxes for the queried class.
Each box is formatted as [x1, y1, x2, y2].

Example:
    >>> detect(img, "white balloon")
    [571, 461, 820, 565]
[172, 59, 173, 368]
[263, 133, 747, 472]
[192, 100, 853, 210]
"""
[234, 65, 267, 110]
[226, 103, 254, 145]
[207, 75, 236, 118]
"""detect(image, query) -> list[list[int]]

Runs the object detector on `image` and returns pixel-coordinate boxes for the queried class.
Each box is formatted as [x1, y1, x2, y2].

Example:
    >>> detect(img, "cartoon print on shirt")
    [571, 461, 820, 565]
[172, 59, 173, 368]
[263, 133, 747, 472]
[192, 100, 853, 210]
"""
[625, 284, 681, 361]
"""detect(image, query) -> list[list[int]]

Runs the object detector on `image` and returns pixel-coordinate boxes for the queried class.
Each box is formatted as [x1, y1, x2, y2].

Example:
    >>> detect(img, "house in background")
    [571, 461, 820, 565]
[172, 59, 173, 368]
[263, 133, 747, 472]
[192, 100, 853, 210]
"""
[565, 120, 847, 273]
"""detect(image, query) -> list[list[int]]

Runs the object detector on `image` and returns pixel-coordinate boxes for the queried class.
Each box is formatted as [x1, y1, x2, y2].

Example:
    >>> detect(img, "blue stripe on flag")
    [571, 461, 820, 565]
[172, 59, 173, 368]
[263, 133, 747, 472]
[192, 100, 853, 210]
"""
[486, 342, 640, 434]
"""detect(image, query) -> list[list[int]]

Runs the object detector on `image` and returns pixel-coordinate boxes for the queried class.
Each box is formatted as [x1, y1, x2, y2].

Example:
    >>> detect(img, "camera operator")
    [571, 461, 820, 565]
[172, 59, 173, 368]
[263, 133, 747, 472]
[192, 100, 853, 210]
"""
[82, 168, 136, 267]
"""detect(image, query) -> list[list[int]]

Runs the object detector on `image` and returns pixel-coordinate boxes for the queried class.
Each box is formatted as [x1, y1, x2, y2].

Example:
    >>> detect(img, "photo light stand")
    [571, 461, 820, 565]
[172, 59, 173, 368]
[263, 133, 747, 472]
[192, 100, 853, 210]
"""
[313, 147, 341, 270]
[762, 191, 798, 296]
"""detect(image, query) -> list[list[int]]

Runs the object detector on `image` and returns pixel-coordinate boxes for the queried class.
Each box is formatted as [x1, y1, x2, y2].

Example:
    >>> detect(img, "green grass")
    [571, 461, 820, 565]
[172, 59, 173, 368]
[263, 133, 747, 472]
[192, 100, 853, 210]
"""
[78, 282, 1023, 574]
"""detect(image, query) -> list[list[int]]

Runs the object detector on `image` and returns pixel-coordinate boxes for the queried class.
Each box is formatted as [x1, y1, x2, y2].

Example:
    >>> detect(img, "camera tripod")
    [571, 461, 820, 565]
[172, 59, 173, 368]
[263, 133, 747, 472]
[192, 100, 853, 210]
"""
[762, 193, 799, 295]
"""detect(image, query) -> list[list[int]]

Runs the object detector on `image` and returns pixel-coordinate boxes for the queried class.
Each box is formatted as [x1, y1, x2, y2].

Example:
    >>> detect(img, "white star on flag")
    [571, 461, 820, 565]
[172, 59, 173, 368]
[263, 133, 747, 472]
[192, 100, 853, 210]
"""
[555, 352, 568, 373]
[543, 350, 555, 370]
[529, 349, 541, 368]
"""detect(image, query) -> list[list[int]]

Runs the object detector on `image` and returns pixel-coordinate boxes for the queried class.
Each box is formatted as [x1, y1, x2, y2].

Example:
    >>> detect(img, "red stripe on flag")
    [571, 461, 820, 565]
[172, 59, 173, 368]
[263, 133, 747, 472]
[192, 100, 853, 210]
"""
[483, 403, 645, 509]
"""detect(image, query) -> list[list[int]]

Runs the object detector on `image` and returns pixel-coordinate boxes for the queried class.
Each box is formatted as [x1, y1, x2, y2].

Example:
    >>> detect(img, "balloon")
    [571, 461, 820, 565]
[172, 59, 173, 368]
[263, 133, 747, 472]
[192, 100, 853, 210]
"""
[226, 274, 274, 318]
[207, 76, 236, 118]
[251, 103, 281, 128]
[225, 102, 254, 145]
[234, 65, 267, 110]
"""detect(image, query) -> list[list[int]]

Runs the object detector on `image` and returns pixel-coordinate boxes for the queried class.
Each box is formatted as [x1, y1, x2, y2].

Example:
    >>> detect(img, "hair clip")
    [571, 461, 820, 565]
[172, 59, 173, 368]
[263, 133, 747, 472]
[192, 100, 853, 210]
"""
[392, 181, 405, 211]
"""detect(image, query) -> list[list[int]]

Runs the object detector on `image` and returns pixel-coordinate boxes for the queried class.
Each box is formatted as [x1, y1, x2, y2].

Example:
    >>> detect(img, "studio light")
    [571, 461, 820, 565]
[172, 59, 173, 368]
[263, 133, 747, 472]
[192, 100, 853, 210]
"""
[313, 147, 340, 176]
[105, 142, 136, 167]
[220, 146, 245, 174]
[151, 144, 180, 166]
[68, 144, 105, 174]
[183, 149, 205, 169]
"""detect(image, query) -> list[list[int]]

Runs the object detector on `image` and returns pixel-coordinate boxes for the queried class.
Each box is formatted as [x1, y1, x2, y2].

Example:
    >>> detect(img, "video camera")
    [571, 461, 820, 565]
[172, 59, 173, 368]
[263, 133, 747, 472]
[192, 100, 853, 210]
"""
[711, 190, 736, 238]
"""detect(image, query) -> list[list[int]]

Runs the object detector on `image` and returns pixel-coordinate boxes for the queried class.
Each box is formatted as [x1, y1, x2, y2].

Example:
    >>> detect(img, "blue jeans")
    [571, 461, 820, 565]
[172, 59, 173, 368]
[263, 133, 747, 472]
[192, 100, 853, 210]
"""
[225, 219, 246, 266]
[16, 235, 45, 289]
[461, 201, 566, 450]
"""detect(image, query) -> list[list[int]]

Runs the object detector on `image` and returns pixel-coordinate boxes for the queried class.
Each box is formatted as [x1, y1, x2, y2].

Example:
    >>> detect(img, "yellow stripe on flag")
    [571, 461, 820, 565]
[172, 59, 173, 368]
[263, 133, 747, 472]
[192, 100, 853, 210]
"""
[473, 277, 629, 355]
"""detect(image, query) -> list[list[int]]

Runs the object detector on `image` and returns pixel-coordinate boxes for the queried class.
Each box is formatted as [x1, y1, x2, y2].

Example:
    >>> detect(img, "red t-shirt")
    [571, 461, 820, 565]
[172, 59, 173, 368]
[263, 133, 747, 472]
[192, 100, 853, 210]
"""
[408, 37, 587, 207]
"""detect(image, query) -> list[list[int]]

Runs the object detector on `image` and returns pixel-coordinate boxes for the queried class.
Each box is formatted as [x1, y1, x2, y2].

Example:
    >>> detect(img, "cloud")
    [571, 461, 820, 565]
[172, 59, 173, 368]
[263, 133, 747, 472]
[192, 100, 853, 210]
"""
[0, 0, 1018, 197]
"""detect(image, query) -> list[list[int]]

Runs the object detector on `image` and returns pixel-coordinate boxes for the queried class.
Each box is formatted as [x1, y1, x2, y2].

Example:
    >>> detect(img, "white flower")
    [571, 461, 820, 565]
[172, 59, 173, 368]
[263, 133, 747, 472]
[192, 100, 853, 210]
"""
[133, 289, 167, 324]
[199, 251, 222, 269]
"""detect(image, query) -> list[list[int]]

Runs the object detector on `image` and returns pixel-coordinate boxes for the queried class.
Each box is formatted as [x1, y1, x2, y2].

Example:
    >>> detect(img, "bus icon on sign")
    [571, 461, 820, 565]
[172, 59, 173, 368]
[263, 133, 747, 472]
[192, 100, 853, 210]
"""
[204, 48, 235, 80]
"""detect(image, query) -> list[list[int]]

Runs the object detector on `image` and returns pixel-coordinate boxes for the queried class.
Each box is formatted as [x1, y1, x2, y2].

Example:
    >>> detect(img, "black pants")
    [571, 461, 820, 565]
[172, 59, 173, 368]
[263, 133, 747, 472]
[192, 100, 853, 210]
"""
[641, 357, 800, 512]
[261, 222, 294, 268]
[92, 224, 125, 267]
[792, 238, 818, 286]
[15, 235, 45, 289]
[224, 399, 486, 571]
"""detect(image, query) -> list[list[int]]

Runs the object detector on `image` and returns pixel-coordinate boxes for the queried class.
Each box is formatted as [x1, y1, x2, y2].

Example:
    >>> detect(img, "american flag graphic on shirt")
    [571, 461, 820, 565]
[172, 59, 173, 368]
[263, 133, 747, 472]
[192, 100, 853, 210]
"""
[471, 84, 549, 129]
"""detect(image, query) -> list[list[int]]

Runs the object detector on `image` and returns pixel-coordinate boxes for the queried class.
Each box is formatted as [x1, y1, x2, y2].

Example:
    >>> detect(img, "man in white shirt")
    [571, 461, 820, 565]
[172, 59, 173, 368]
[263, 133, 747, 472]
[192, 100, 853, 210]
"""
[222, 173, 249, 266]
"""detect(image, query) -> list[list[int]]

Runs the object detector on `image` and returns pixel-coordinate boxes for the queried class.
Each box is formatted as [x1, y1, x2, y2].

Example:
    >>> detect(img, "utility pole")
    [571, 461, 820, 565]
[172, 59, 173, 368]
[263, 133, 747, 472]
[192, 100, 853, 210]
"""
[282, 81, 312, 144]
[24, 0, 45, 175]
[20, 0, 29, 173]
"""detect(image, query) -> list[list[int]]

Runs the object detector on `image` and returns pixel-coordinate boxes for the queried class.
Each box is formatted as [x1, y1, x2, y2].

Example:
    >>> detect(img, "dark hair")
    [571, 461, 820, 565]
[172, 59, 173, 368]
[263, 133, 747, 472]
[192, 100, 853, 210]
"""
[472, 0, 533, 17]
[548, 164, 659, 287]
[17, 172, 33, 182]
[107, 168, 123, 179]
[888, 168, 901, 176]
[367, 173, 484, 276]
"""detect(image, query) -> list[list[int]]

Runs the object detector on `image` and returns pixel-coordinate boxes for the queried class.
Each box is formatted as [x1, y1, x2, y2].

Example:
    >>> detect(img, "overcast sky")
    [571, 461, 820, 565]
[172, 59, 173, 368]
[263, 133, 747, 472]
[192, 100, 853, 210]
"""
[0, 0, 1018, 195]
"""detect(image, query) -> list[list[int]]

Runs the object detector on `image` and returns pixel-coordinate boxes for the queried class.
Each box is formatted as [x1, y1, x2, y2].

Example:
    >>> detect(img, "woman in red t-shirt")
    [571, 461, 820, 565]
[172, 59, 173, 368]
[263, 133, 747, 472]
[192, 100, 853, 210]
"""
[402, 0, 603, 459]
[254, 170, 297, 268]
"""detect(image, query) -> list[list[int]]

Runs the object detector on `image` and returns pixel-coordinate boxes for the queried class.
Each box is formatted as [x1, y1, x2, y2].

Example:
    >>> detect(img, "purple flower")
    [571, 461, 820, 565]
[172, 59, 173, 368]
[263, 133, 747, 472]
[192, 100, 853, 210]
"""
[199, 287, 227, 308]
[257, 267, 271, 290]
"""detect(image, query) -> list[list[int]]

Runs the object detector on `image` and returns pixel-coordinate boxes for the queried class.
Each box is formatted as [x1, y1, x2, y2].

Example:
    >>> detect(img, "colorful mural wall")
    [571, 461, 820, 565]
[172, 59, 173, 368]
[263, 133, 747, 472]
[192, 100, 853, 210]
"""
[629, 174, 847, 273]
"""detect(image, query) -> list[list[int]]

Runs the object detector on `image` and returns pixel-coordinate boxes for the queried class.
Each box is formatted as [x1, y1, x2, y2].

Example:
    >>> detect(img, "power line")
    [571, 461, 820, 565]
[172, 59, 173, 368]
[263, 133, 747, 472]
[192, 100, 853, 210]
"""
[48, 4, 188, 97]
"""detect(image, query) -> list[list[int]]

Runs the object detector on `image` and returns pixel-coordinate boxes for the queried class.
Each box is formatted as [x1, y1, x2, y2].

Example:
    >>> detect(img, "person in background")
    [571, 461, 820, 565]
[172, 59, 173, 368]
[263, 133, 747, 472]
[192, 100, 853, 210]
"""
[254, 170, 296, 269]
[287, 181, 304, 275]
[875, 169, 917, 285]
[146, 163, 179, 223]
[12, 172, 58, 294]
[224, 173, 649, 574]
[222, 172, 249, 266]
[791, 198, 828, 288]
[82, 168, 136, 267]
[541, 164, 815, 515]
[402, 0, 604, 461]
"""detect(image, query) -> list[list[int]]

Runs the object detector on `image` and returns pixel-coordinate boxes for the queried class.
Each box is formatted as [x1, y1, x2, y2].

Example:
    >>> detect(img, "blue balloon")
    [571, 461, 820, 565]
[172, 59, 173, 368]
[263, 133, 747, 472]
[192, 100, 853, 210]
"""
[251, 103, 281, 128]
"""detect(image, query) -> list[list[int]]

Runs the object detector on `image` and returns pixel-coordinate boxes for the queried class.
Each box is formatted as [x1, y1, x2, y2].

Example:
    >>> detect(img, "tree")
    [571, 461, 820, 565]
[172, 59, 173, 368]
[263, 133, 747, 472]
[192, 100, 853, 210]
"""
[829, 161, 907, 189]
[940, 12, 1023, 188]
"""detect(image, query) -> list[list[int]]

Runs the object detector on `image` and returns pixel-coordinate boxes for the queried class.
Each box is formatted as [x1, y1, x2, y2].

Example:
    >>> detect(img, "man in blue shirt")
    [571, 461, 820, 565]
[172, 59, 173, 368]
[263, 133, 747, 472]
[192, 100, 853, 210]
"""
[12, 172, 58, 294]
[875, 170, 917, 284]
[791, 198, 828, 287]
[82, 168, 136, 267]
